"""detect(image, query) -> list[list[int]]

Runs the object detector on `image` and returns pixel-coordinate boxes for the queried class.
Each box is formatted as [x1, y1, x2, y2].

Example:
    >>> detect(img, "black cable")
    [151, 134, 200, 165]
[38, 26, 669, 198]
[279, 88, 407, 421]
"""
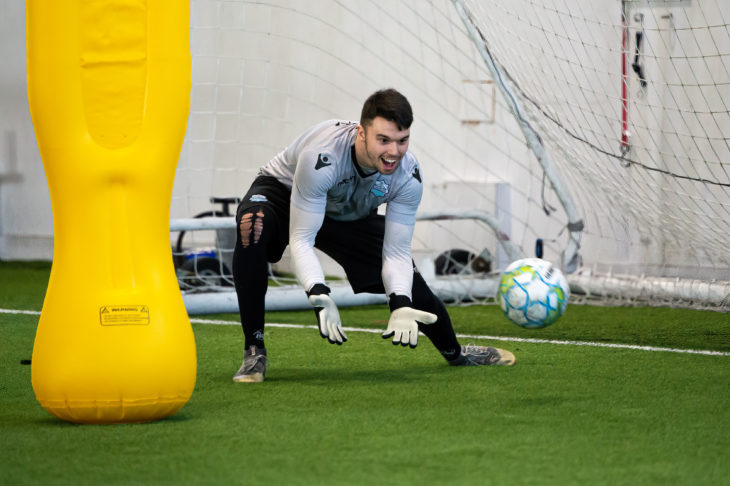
[632, 31, 648, 88]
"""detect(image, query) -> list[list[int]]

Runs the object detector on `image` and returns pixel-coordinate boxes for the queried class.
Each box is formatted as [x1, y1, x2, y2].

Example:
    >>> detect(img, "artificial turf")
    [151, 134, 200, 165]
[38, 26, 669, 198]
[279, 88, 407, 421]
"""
[1, 261, 728, 485]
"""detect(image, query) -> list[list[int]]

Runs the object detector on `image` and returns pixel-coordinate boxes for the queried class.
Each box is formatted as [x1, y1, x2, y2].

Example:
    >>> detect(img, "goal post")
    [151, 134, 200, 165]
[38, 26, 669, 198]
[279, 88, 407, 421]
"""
[173, 0, 730, 313]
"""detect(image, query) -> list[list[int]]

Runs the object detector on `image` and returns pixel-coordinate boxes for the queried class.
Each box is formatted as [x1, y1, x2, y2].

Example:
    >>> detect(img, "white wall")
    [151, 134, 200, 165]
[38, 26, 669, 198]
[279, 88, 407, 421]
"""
[0, 1, 53, 260]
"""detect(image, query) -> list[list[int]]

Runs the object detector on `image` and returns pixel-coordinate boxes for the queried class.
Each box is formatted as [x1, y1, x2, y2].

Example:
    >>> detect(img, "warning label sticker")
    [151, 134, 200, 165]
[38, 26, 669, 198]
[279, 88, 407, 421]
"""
[100, 305, 150, 326]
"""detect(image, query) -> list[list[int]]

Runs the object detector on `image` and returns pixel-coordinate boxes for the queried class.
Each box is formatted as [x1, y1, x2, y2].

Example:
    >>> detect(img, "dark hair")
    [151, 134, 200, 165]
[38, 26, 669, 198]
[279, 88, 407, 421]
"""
[360, 89, 413, 130]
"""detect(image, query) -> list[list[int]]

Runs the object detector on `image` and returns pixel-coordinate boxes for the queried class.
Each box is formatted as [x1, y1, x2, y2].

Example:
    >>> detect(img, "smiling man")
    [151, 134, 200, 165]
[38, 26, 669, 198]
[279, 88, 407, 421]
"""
[231, 88, 515, 383]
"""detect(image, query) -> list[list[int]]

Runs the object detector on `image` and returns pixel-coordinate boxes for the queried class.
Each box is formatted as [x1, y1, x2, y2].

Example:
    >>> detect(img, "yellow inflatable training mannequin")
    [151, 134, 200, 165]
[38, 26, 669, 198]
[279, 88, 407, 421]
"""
[27, 0, 196, 424]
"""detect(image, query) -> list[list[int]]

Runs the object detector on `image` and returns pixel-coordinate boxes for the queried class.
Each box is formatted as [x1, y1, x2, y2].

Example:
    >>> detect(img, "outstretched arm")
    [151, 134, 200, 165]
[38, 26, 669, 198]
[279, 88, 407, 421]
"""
[289, 204, 348, 345]
[289, 151, 348, 345]
[380, 214, 436, 348]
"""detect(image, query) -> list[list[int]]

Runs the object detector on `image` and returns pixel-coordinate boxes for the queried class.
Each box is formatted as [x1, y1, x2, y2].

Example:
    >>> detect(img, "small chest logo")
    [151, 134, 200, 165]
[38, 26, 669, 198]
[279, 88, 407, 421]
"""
[371, 179, 389, 197]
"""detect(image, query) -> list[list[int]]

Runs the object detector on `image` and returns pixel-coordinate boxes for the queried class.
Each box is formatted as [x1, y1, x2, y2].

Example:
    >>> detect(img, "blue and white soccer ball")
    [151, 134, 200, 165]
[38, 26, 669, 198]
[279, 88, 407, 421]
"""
[498, 258, 570, 329]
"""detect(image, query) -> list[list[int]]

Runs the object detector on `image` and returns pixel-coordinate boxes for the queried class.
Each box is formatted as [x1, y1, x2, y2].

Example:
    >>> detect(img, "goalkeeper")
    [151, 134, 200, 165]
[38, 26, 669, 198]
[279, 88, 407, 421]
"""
[231, 88, 515, 383]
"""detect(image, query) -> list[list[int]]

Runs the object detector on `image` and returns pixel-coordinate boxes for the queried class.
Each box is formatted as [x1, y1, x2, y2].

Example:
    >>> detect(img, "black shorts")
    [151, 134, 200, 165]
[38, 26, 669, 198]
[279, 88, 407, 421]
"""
[237, 175, 387, 294]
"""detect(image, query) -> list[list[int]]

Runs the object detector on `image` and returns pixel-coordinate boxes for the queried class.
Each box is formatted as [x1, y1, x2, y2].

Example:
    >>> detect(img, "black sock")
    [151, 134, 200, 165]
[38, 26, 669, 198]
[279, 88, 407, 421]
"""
[411, 272, 462, 362]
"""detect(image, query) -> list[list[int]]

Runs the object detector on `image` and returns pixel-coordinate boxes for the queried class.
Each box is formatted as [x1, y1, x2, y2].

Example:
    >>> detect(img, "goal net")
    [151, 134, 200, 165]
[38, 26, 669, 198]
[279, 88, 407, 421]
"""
[172, 0, 730, 313]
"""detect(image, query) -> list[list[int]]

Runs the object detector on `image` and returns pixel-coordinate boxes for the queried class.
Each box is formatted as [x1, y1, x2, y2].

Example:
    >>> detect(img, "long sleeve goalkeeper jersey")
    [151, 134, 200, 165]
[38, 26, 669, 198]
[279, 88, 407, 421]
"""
[259, 119, 425, 298]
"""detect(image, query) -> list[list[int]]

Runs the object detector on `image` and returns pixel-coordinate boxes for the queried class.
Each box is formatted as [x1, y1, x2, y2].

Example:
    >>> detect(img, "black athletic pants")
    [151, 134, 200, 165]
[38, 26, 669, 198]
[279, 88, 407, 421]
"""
[231, 176, 462, 361]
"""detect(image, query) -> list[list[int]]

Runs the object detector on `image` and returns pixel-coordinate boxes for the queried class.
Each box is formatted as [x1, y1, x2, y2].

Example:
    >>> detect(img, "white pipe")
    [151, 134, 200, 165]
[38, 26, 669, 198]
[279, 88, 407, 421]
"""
[182, 276, 499, 315]
[451, 0, 583, 273]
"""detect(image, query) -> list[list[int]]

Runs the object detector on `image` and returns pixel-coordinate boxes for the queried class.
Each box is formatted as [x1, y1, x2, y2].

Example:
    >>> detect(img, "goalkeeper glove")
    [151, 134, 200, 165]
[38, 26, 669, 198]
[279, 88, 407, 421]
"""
[307, 284, 347, 345]
[382, 294, 437, 348]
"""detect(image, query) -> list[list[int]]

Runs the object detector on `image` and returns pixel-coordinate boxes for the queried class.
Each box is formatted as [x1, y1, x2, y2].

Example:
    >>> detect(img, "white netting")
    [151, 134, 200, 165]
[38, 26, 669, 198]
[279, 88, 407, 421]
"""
[173, 0, 729, 312]
[454, 0, 729, 308]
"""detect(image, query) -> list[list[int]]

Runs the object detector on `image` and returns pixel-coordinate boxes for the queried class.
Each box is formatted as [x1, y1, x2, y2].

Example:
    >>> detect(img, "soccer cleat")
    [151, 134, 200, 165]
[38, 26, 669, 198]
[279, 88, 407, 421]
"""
[450, 344, 516, 366]
[232, 345, 268, 383]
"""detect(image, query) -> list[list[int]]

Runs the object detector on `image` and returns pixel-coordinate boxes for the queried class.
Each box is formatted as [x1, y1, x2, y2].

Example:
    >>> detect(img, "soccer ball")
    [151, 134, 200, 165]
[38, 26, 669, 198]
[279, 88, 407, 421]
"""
[498, 258, 570, 329]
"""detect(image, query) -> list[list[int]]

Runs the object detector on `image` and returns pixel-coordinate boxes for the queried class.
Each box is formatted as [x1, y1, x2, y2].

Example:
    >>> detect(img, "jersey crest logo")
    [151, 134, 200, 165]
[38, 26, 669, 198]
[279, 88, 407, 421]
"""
[315, 154, 332, 170]
[371, 179, 389, 197]
[412, 166, 422, 183]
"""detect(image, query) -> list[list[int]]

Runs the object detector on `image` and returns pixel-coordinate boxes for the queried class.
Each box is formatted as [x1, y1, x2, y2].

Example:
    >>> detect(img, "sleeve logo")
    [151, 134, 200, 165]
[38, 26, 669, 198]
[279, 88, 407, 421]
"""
[315, 153, 332, 170]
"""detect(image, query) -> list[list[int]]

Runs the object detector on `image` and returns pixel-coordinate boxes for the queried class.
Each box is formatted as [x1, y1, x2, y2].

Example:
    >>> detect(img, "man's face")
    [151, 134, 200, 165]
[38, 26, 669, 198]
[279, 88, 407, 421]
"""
[358, 116, 410, 175]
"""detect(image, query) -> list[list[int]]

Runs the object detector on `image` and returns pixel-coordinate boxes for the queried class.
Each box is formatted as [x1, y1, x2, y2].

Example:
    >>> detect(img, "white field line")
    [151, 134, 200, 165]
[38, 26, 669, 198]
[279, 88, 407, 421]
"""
[188, 317, 730, 357]
[3, 309, 727, 357]
[0, 308, 42, 316]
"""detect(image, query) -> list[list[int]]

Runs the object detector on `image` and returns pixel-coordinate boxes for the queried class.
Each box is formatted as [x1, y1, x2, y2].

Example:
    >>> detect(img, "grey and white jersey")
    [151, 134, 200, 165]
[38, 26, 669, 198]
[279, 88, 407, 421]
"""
[261, 119, 423, 225]
[260, 119, 424, 297]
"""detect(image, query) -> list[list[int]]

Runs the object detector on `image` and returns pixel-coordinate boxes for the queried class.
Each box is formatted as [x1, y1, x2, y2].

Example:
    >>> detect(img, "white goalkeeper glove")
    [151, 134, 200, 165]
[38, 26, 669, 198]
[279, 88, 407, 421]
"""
[382, 294, 437, 348]
[307, 284, 347, 345]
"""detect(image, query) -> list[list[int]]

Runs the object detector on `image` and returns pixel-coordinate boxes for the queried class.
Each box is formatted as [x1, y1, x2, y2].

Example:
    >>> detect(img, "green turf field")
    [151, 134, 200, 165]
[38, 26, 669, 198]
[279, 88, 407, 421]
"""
[1, 261, 728, 485]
